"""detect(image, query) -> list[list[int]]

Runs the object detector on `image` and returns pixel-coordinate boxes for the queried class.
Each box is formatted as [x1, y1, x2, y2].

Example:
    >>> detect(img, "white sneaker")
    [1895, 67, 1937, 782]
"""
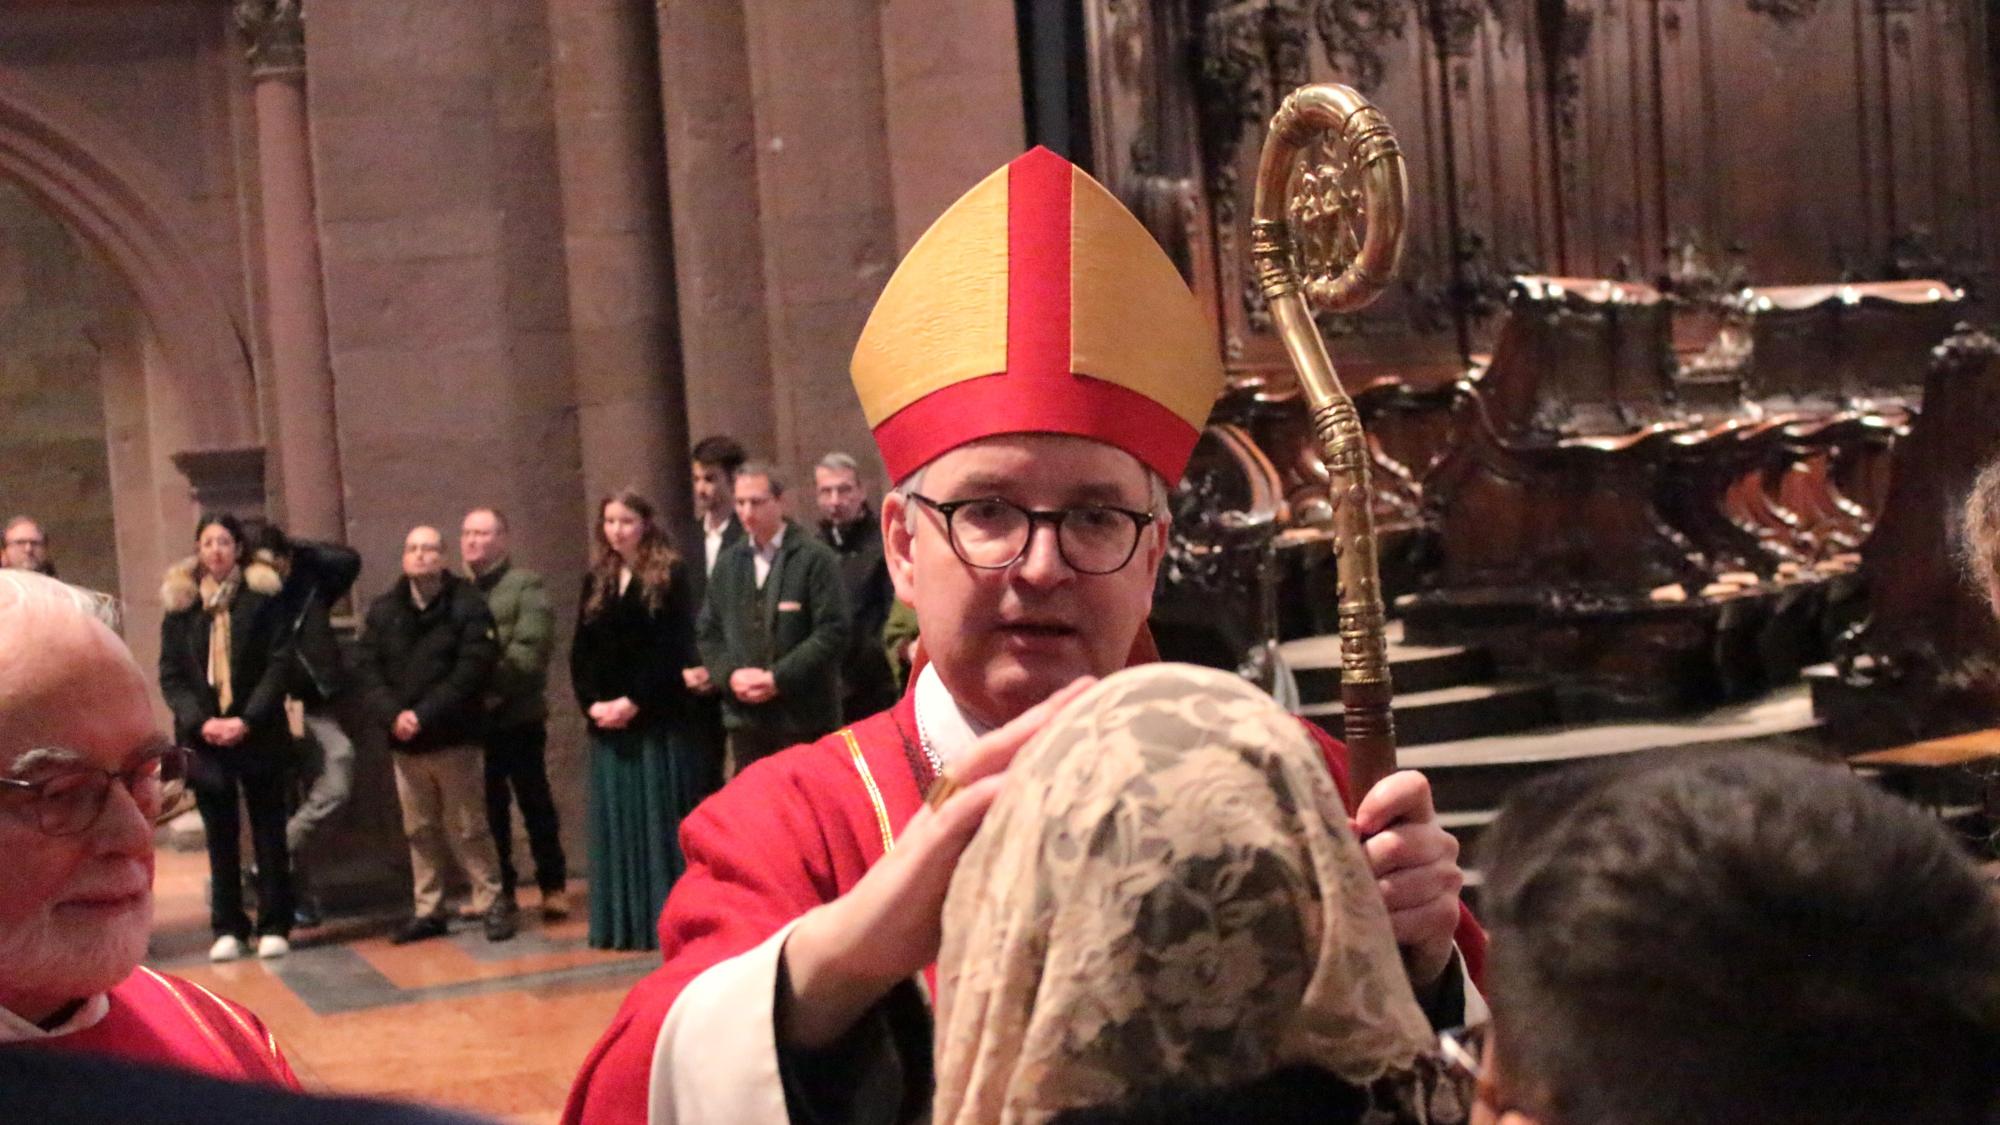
[256, 935, 290, 960]
[208, 935, 244, 963]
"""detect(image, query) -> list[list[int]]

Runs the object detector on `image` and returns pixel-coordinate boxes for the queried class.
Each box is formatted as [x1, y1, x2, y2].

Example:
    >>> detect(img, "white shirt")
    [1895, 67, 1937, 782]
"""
[703, 513, 731, 576]
[0, 993, 108, 1043]
[913, 663, 988, 770]
[751, 525, 785, 589]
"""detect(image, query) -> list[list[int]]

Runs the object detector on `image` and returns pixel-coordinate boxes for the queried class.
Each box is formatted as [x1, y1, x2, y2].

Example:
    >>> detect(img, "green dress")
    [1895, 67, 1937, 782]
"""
[587, 724, 707, 950]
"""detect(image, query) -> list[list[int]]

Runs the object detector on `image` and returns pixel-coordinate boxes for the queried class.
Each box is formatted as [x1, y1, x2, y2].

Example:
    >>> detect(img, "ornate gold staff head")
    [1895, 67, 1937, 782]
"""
[1249, 84, 1409, 798]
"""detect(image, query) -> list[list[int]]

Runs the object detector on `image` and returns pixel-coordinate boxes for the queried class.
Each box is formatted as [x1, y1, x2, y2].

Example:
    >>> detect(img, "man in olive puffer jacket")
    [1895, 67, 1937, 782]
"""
[461, 507, 567, 921]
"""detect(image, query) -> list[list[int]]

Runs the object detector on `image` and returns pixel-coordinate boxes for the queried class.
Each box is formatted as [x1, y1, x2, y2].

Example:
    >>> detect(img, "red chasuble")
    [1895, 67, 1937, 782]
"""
[39, 967, 298, 1087]
[563, 688, 1487, 1125]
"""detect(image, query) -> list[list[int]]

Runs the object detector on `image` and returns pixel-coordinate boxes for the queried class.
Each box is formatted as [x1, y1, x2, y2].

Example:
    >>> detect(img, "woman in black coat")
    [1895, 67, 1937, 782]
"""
[569, 489, 710, 950]
[158, 513, 295, 962]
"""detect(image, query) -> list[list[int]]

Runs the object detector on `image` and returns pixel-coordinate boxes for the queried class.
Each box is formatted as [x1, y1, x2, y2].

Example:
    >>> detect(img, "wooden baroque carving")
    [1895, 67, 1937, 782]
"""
[1744, 0, 1822, 25]
[235, 0, 305, 78]
[1313, 0, 1412, 91]
[1423, 0, 1486, 57]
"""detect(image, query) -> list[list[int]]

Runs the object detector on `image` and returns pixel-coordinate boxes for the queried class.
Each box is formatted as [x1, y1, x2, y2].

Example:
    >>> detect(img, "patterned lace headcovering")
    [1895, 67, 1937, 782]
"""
[933, 663, 1453, 1125]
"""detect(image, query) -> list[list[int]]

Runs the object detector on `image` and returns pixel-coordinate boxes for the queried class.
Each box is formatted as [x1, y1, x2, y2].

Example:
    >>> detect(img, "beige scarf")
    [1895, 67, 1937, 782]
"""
[934, 663, 1458, 1125]
[199, 569, 239, 715]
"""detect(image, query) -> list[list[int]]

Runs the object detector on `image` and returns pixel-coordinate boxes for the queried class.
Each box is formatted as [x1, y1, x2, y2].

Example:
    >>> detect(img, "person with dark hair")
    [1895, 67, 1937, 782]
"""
[3, 515, 55, 576]
[1472, 749, 2000, 1125]
[356, 525, 509, 945]
[253, 523, 364, 929]
[0, 1046, 487, 1124]
[814, 452, 899, 722]
[461, 507, 568, 921]
[698, 461, 850, 771]
[571, 490, 708, 950]
[1963, 455, 2000, 615]
[689, 434, 749, 580]
[682, 435, 748, 796]
[937, 664, 1467, 1125]
[158, 512, 296, 962]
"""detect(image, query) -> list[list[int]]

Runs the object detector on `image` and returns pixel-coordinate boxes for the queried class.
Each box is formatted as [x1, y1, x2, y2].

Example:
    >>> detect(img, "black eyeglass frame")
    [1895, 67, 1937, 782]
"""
[0, 744, 190, 837]
[907, 493, 1158, 576]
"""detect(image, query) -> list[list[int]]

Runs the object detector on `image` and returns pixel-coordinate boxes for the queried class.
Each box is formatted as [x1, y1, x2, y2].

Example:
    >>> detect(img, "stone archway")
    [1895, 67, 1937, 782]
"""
[0, 65, 263, 661]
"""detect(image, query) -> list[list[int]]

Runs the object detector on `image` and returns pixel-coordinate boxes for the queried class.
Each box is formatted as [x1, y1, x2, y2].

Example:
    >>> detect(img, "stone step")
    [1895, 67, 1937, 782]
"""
[1283, 627, 1496, 701]
[1402, 684, 1820, 812]
[1301, 678, 1560, 748]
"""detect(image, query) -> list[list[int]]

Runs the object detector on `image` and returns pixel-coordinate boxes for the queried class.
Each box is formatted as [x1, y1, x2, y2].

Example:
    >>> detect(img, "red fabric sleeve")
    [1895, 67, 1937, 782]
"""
[561, 735, 882, 1125]
[1298, 720, 1487, 989]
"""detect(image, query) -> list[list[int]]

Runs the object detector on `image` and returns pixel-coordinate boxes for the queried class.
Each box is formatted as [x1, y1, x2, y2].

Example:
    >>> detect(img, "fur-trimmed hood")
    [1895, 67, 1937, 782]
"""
[160, 555, 283, 613]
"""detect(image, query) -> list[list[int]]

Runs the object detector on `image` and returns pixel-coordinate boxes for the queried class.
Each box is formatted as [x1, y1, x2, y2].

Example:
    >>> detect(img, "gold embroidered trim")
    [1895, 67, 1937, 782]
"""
[843, 728, 896, 854]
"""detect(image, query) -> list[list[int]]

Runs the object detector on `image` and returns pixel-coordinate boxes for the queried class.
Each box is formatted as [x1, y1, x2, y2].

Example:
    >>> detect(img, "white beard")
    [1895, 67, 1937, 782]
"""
[0, 895, 151, 1017]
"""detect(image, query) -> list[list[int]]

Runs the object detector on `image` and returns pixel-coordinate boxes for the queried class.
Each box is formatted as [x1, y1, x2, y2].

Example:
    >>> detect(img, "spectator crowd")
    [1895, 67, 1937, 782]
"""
[1, 432, 903, 958]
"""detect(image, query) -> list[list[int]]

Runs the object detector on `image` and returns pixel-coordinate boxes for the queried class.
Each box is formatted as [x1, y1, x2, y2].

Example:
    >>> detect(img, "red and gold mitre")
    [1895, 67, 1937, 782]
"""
[851, 147, 1224, 485]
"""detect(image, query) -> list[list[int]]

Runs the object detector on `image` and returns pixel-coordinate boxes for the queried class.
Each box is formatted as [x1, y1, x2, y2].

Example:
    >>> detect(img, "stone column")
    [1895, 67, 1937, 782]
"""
[655, 0, 778, 460]
[548, 0, 689, 526]
[171, 447, 269, 522]
[739, 0, 899, 484]
[236, 0, 346, 541]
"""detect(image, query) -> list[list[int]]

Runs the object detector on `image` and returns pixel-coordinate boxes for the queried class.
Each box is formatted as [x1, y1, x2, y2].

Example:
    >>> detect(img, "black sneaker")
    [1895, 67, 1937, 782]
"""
[483, 899, 518, 943]
[391, 914, 449, 945]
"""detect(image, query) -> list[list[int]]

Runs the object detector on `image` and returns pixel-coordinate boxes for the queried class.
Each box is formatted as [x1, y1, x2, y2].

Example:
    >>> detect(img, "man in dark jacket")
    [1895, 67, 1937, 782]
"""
[460, 507, 567, 920]
[355, 525, 511, 944]
[681, 436, 747, 792]
[813, 452, 899, 720]
[256, 527, 363, 928]
[698, 462, 849, 771]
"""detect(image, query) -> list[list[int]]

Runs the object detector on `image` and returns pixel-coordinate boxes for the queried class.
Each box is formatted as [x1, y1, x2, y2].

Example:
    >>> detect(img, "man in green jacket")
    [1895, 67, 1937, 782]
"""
[697, 463, 850, 771]
[461, 508, 567, 921]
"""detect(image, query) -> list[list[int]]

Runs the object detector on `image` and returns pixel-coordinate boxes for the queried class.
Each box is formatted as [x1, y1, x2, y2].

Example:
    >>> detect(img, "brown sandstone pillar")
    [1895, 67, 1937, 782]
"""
[548, 0, 690, 525]
[654, 0, 778, 462]
[237, 0, 346, 542]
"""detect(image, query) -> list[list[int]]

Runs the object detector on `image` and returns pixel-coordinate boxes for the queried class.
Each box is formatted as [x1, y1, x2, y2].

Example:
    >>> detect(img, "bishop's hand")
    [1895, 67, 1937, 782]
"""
[776, 676, 1096, 1050]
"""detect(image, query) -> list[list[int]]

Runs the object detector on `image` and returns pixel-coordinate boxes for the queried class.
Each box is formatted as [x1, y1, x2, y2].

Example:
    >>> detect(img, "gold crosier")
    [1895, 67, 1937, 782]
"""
[1250, 84, 1408, 797]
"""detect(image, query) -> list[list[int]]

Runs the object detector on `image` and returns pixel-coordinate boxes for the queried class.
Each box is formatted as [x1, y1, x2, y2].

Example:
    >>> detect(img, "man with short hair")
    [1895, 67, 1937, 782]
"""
[815, 452, 899, 721]
[698, 463, 850, 770]
[682, 435, 749, 791]
[356, 526, 511, 944]
[1472, 749, 2000, 1125]
[0, 570, 295, 1083]
[3, 515, 54, 576]
[688, 434, 749, 583]
[565, 148, 1478, 1123]
[461, 507, 567, 920]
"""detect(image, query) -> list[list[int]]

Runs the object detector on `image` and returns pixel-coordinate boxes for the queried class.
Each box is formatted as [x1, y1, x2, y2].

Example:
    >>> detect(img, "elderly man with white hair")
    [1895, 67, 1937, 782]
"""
[0, 570, 295, 1084]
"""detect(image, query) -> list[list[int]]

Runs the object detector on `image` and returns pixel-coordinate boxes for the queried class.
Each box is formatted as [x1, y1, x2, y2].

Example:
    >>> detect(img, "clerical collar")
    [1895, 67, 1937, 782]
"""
[913, 663, 991, 770]
[0, 993, 108, 1043]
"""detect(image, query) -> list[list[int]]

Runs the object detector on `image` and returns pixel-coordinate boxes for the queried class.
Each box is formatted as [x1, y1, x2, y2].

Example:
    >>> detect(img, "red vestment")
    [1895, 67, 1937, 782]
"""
[563, 687, 1486, 1124]
[37, 966, 298, 1087]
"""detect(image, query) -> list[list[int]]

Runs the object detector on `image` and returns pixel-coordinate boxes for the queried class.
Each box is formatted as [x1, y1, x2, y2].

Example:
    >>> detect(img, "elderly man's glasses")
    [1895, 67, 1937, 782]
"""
[908, 494, 1155, 575]
[0, 745, 189, 837]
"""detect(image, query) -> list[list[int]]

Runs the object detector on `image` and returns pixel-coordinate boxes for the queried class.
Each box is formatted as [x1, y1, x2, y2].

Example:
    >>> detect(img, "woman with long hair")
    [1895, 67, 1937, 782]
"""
[570, 490, 710, 950]
[158, 513, 296, 962]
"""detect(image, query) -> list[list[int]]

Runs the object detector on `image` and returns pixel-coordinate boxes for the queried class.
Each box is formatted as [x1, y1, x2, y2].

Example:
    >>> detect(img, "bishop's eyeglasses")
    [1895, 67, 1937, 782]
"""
[908, 494, 1156, 575]
[0, 743, 190, 838]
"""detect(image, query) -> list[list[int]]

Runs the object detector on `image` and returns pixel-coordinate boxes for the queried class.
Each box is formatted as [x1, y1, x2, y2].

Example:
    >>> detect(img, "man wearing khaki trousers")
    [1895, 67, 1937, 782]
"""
[355, 526, 514, 944]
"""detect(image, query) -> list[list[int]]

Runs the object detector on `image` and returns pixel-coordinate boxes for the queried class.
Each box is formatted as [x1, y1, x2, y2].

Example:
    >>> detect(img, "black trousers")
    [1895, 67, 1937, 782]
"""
[191, 749, 293, 939]
[483, 721, 567, 897]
